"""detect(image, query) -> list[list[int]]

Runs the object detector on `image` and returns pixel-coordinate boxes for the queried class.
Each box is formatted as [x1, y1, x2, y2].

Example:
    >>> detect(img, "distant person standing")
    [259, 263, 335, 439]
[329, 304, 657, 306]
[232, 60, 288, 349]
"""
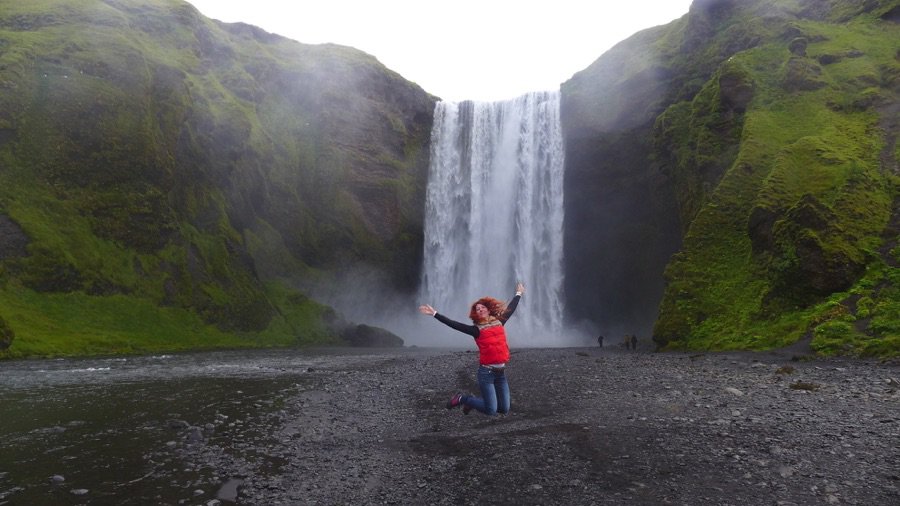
[418, 282, 525, 416]
[597, 335, 604, 347]
[630, 334, 638, 351]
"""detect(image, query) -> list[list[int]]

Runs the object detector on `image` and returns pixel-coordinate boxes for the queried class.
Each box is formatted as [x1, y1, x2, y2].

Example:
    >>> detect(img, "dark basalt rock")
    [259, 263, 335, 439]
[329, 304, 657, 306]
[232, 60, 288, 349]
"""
[748, 204, 778, 254]
[0, 315, 14, 350]
[340, 324, 404, 348]
[718, 65, 755, 113]
[788, 37, 808, 56]
[0, 214, 28, 260]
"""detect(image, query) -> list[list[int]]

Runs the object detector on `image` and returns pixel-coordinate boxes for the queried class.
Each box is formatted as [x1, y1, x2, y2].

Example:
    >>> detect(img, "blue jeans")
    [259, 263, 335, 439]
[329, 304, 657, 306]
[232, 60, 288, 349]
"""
[463, 366, 510, 415]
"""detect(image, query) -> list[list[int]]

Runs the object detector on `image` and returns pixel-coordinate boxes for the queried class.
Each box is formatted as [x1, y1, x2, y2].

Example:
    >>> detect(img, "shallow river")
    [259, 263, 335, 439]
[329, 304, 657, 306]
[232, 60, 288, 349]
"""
[0, 348, 394, 505]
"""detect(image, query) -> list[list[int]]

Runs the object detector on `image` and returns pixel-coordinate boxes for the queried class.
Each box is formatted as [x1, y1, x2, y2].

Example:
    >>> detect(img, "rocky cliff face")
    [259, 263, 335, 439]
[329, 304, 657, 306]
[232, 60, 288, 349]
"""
[0, 0, 434, 353]
[560, 24, 684, 338]
[561, 0, 899, 356]
[1, 0, 897, 358]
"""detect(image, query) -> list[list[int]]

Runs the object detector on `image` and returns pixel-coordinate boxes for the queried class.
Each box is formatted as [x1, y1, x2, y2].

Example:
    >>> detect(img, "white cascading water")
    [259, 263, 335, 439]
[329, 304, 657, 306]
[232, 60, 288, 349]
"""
[419, 91, 566, 346]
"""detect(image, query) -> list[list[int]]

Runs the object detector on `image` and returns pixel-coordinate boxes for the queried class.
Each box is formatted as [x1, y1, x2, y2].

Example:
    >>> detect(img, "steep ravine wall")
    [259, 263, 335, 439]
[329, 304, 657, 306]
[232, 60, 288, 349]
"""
[559, 25, 685, 339]
[560, 0, 900, 356]
[0, 0, 436, 356]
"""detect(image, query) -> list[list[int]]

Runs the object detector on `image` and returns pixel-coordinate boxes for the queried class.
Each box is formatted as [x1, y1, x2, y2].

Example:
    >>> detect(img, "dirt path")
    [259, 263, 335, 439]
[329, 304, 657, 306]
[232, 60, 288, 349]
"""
[185, 347, 899, 505]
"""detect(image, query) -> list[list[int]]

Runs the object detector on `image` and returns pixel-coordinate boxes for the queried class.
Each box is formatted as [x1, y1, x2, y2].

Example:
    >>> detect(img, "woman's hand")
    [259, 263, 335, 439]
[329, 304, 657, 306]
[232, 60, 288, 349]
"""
[515, 282, 526, 296]
[418, 304, 437, 316]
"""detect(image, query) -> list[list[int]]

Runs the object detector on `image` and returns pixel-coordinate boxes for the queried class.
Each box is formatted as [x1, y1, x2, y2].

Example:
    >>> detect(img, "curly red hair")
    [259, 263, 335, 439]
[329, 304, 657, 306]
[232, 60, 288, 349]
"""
[469, 297, 506, 323]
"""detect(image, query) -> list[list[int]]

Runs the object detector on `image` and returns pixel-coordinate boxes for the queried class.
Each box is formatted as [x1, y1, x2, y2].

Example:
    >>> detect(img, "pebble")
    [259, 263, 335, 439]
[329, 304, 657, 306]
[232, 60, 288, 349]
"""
[161, 348, 898, 506]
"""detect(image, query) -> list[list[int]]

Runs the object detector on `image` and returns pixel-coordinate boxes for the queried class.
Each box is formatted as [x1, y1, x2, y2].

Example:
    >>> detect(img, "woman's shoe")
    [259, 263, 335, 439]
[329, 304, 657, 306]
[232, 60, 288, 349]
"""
[446, 392, 464, 409]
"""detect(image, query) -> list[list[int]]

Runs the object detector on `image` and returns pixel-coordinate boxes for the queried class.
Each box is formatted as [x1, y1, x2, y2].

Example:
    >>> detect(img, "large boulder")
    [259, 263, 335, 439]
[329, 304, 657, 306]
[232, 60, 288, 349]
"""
[340, 324, 404, 348]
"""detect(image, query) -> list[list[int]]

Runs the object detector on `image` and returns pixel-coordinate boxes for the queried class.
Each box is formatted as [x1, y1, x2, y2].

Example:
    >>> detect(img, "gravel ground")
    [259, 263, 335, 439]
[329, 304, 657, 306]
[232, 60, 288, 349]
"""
[177, 347, 900, 506]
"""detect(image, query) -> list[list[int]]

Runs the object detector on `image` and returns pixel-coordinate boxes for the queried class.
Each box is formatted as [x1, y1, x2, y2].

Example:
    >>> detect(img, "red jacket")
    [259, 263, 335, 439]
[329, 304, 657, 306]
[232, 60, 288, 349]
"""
[475, 322, 510, 364]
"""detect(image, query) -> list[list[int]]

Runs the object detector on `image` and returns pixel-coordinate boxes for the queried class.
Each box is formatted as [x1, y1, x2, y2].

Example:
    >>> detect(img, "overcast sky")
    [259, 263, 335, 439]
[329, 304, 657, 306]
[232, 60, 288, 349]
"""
[184, 0, 695, 102]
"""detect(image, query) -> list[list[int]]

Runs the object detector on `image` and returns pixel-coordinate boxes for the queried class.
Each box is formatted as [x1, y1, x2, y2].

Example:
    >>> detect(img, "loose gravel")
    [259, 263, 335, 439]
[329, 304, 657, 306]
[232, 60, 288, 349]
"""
[176, 347, 900, 506]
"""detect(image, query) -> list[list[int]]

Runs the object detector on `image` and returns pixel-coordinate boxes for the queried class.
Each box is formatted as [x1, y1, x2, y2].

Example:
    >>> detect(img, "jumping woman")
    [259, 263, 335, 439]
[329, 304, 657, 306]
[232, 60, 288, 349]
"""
[418, 282, 525, 416]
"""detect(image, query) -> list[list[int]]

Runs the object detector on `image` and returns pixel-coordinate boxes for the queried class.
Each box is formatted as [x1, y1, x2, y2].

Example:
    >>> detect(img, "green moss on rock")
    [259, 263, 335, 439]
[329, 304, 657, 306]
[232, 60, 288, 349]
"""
[0, 0, 435, 358]
[651, 3, 899, 357]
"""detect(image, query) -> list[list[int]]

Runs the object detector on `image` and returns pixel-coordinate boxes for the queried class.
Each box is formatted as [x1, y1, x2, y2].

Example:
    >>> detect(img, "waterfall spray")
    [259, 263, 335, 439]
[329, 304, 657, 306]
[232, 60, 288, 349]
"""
[420, 91, 566, 345]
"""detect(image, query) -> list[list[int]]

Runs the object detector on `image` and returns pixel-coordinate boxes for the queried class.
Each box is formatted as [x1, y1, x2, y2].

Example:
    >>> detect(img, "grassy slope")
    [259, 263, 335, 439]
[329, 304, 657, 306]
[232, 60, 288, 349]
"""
[0, 0, 428, 358]
[653, 5, 900, 357]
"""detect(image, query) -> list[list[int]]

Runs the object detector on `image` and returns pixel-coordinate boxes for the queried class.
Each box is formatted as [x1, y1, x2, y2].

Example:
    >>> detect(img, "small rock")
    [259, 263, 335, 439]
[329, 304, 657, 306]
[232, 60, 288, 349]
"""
[167, 419, 190, 430]
[725, 387, 744, 396]
[185, 426, 204, 443]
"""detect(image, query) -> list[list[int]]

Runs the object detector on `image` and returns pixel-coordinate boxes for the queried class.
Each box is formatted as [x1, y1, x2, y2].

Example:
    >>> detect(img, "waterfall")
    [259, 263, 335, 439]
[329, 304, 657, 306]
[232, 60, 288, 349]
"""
[419, 91, 566, 346]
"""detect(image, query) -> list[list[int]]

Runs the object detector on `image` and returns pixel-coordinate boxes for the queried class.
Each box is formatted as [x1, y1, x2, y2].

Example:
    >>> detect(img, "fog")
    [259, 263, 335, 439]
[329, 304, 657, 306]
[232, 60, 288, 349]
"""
[305, 263, 596, 348]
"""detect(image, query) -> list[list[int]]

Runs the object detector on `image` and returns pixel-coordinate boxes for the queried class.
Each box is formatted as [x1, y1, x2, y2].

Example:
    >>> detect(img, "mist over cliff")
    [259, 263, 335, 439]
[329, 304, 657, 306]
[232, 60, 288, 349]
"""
[0, 0, 434, 355]
[562, 0, 899, 355]
[0, 0, 897, 358]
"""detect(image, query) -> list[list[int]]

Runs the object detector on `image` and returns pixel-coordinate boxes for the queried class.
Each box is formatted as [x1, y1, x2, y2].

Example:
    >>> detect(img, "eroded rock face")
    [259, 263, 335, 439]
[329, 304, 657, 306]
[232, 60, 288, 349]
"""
[760, 195, 866, 304]
[0, 315, 14, 350]
[748, 205, 778, 254]
[718, 63, 755, 114]
[0, 0, 437, 337]
[883, 5, 900, 22]
[788, 37, 808, 56]
[0, 214, 28, 260]
[783, 57, 827, 92]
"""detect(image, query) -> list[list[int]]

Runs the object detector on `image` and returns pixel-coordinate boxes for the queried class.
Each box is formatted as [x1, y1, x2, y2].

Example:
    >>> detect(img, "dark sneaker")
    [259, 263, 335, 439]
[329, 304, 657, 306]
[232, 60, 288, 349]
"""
[446, 393, 463, 409]
[462, 404, 472, 415]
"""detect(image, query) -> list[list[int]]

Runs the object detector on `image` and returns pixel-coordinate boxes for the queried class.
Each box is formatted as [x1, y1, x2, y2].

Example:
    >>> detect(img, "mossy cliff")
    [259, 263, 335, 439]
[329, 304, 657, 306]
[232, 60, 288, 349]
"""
[561, 0, 899, 356]
[0, 0, 434, 357]
[2, 0, 897, 359]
